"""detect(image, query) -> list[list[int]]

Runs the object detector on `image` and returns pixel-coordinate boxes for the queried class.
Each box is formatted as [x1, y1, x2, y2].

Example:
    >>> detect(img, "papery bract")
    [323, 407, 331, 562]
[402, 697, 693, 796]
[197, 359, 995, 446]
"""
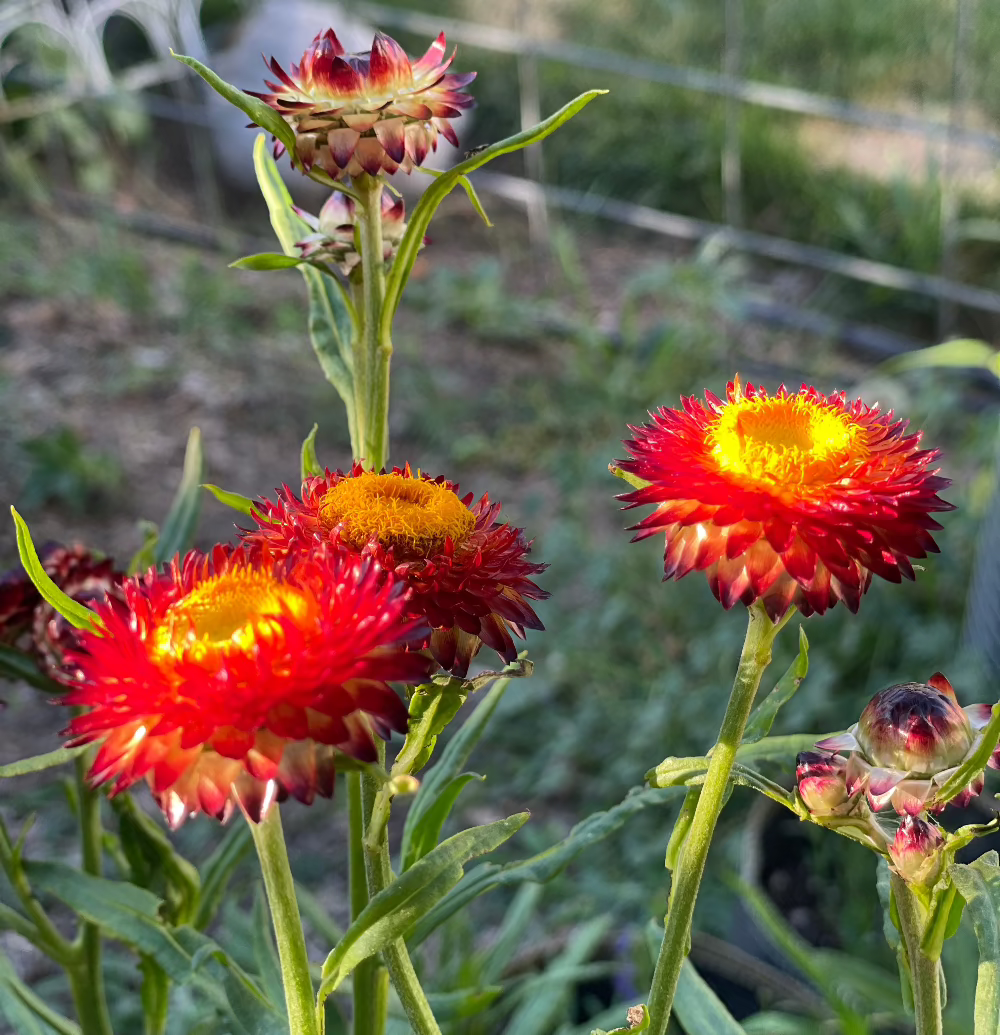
[888, 815, 946, 885]
[618, 376, 953, 620]
[63, 544, 432, 827]
[248, 28, 475, 179]
[243, 463, 547, 677]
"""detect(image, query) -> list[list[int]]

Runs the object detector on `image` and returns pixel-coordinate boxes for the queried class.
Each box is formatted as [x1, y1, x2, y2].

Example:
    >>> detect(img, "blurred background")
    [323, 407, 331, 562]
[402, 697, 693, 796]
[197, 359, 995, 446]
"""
[1, 0, 1000, 1031]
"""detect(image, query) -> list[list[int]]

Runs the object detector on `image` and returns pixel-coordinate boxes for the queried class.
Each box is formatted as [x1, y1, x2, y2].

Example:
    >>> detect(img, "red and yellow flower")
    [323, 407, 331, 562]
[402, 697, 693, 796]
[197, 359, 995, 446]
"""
[62, 544, 432, 828]
[617, 376, 953, 620]
[249, 28, 475, 179]
[243, 463, 547, 677]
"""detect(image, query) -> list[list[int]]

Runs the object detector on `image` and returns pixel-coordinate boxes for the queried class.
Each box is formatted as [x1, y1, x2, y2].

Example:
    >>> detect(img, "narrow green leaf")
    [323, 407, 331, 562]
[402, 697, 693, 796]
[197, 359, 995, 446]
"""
[608, 462, 651, 491]
[674, 959, 745, 1035]
[0, 952, 80, 1035]
[172, 52, 296, 161]
[0, 745, 86, 779]
[128, 520, 159, 575]
[402, 772, 485, 872]
[665, 789, 699, 871]
[301, 423, 322, 481]
[24, 860, 195, 981]
[743, 626, 809, 743]
[10, 508, 100, 631]
[230, 252, 306, 271]
[409, 785, 677, 946]
[505, 916, 609, 1035]
[400, 674, 511, 869]
[0, 645, 66, 693]
[742, 1013, 824, 1034]
[202, 484, 257, 517]
[931, 704, 1000, 808]
[295, 883, 343, 947]
[318, 812, 528, 999]
[251, 890, 284, 1011]
[154, 427, 204, 564]
[253, 135, 357, 447]
[382, 90, 606, 336]
[881, 338, 1000, 379]
[194, 822, 254, 931]
[478, 882, 542, 985]
[949, 852, 1000, 1035]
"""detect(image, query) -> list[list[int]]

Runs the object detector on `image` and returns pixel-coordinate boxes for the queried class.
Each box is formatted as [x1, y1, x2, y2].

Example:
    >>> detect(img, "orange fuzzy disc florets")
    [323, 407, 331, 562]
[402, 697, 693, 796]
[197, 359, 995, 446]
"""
[242, 463, 548, 677]
[63, 544, 432, 827]
[618, 377, 954, 620]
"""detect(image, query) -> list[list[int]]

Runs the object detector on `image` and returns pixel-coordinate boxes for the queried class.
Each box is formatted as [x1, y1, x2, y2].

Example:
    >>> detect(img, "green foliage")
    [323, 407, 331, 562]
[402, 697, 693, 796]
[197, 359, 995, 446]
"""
[949, 853, 1000, 1035]
[19, 427, 123, 513]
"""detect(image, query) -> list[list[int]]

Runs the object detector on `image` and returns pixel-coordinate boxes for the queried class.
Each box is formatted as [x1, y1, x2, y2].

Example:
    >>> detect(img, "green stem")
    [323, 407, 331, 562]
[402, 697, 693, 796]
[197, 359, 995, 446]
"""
[362, 748, 442, 1035]
[248, 807, 320, 1035]
[68, 761, 113, 1035]
[348, 772, 388, 1035]
[646, 601, 787, 1034]
[891, 874, 943, 1035]
[354, 173, 391, 470]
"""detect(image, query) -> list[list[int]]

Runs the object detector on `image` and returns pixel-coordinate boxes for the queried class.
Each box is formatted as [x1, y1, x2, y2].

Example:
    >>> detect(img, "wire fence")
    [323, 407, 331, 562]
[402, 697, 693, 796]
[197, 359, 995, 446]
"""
[3, 0, 1000, 333]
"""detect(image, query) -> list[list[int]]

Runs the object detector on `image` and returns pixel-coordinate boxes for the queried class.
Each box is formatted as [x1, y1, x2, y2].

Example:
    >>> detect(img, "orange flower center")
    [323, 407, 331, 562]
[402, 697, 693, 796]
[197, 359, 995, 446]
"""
[319, 472, 475, 557]
[152, 568, 308, 662]
[708, 395, 870, 491]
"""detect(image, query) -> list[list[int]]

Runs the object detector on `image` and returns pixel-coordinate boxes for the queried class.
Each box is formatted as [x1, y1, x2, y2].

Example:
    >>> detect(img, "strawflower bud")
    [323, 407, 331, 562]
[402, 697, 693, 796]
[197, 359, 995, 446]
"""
[795, 751, 850, 815]
[888, 815, 946, 886]
[817, 673, 997, 815]
[294, 190, 409, 276]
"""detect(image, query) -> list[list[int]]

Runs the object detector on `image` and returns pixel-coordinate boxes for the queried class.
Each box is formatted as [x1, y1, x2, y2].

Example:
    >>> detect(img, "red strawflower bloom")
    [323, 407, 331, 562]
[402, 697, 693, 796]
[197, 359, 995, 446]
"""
[248, 28, 475, 179]
[242, 463, 547, 678]
[62, 544, 431, 828]
[618, 376, 954, 620]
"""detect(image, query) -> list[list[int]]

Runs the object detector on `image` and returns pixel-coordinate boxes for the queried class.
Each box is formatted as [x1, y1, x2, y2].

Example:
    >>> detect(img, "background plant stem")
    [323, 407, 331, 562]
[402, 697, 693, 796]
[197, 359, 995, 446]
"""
[249, 807, 320, 1035]
[69, 758, 113, 1035]
[646, 601, 788, 1033]
[891, 873, 944, 1035]
[354, 173, 390, 469]
[362, 746, 442, 1035]
[349, 772, 388, 1035]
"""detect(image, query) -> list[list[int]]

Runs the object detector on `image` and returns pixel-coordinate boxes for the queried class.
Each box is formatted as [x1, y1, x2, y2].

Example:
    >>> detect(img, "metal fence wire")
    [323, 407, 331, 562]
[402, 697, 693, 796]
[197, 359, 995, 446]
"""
[2, 0, 1000, 328]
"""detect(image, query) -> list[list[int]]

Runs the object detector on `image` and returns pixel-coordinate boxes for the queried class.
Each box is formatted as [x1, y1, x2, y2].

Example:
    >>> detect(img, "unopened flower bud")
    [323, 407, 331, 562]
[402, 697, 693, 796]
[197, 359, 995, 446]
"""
[796, 751, 849, 815]
[857, 680, 973, 773]
[888, 815, 946, 885]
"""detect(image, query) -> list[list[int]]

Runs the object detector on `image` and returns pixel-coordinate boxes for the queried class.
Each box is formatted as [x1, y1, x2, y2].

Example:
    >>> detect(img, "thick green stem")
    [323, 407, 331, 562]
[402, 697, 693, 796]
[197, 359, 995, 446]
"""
[70, 761, 113, 1035]
[249, 808, 319, 1035]
[646, 601, 787, 1034]
[362, 748, 442, 1035]
[892, 874, 943, 1035]
[354, 173, 391, 470]
[348, 772, 388, 1035]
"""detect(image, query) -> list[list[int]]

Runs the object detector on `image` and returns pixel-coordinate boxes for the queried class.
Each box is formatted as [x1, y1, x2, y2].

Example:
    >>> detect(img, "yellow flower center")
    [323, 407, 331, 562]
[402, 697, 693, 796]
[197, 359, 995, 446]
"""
[707, 395, 869, 491]
[319, 472, 475, 558]
[152, 568, 308, 662]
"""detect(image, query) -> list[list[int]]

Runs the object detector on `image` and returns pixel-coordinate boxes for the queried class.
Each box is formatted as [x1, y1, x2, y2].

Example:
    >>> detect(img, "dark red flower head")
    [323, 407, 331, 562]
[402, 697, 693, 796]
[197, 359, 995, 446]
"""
[242, 463, 547, 677]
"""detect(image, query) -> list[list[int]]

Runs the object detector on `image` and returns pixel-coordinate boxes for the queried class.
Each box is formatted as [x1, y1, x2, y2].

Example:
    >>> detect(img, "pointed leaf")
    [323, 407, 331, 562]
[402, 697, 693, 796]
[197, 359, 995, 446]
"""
[382, 90, 607, 335]
[409, 786, 677, 946]
[0, 745, 86, 779]
[301, 424, 322, 481]
[930, 704, 1000, 809]
[743, 626, 809, 743]
[949, 852, 1000, 1035]
[402, 772, 485, 872]
[230, 253, 306, 271]
[318, 812, 528, 999]
[172, 52, 297, 162]
[194, 822, 254, 931]
[400, 674, 512, 869]
[128, 520, 159, 575]
[10, 508, 100, 631]
[674, 959, 745, 1035]
[154, 427, 204, 564]
[0, 952, 79, 1034]
[881, 338, 1000, 379]
[252, 136, 357, 448]
[202, 484, 257, 517]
